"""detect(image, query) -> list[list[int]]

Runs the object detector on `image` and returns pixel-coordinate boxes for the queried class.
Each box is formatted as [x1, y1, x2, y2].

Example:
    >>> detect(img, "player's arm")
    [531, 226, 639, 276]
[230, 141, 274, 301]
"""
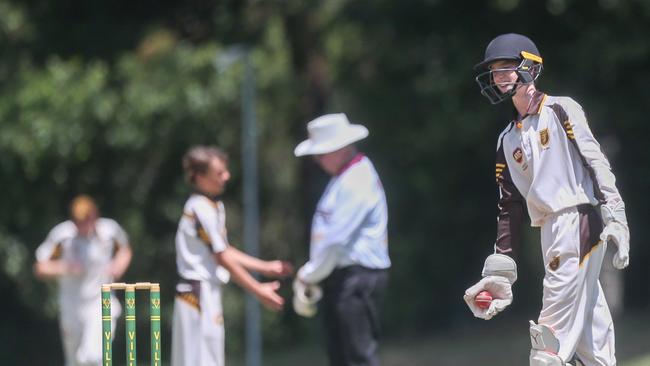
[494, 146, 525, 258]
[34, 259, 80, 279]
[297, 245, 345, 285]
[214, 247, 284, 311]
[108, 244, 132, 280]
[557, 101, 624, 205]
[554, 101, 630, 269]
[464, 139, 523, 320]
[194, 202, 285, 311]
[33, 223, 82, 279]
[106, 221, 133, 280]
[225, 245, 293, 278]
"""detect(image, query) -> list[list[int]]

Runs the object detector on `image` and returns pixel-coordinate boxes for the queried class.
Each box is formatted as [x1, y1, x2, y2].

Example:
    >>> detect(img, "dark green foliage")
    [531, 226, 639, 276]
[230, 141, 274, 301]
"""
[0, 0, 648, 362]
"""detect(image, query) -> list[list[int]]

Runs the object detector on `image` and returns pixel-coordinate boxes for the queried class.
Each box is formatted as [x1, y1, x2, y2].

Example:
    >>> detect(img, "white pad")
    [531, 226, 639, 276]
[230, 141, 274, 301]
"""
[292, 279, 322, 318]
[529, 321, 560, 353]
[529, 321, 567, 366]
[530, 349, 566, 366]
[482, 254, 518, 284]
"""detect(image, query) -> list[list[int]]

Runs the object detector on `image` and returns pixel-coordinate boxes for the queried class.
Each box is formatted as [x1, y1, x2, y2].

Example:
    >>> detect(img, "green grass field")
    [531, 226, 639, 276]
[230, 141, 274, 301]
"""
[231, 310, 650, 366]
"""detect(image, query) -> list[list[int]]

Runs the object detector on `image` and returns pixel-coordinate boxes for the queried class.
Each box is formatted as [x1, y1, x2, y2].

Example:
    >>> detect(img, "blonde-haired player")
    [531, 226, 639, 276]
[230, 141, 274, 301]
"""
[171, 145, 293, 366]
[34, 195, 133, 366]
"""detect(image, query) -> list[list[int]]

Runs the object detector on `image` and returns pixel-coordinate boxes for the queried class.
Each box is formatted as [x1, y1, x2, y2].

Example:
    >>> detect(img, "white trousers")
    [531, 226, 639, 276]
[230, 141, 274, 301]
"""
[172, 280, 225, 366]
[538, 206, 616, 366]
[60, 295, 121, 366]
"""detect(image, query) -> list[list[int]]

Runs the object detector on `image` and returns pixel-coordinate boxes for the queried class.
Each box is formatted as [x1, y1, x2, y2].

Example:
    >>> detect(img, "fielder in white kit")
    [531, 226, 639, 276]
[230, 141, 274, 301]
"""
[292, 114, 390, 366]
[34, 195, 133, 366]
[171, 145, 292, 366]
[464, 34, 630, 366]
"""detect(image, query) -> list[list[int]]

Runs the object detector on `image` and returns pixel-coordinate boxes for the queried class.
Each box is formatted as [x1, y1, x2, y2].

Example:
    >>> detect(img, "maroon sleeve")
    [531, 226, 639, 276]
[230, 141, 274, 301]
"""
[495, 143, 525, 259]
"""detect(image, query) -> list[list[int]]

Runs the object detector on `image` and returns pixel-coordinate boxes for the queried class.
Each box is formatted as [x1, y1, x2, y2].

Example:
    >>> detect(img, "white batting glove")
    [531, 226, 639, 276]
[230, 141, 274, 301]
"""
[292, 278, 323, 318]
[464, 275, 513, 320]
[600, 200, 630, 269]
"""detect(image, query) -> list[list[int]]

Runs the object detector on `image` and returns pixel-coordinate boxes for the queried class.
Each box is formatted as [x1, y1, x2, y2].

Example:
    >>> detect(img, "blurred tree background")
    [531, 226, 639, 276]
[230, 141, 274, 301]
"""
[0, 0, 648, 364]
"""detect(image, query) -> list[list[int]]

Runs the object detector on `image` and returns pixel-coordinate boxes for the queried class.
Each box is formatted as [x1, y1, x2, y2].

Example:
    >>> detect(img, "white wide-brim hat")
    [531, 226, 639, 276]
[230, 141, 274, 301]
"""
[294, 113, 368, 157]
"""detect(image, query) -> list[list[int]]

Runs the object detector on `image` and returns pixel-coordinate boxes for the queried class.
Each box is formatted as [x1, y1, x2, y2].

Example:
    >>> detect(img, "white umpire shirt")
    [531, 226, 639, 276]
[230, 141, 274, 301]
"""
[497, 94, 623, 227]
[35, 218, 129, 307]
[175, 194, 230, 284]
[298, 154, 390, 284]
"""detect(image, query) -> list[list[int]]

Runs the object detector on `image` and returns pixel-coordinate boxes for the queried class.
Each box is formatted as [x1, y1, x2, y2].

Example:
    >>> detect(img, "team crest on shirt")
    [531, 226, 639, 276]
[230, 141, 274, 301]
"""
[512, 147, 523, 163]
[539, 128, 550, 148]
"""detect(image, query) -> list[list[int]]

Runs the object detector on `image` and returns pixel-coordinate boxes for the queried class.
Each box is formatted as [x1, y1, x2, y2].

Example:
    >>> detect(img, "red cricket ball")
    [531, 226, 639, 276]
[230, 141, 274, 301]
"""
[475, 290, 493, 309]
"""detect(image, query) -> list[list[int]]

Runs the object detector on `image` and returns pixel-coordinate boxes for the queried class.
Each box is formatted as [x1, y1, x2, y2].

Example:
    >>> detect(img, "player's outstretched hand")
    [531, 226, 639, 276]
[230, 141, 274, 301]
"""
[464, 275, 513, 320]
[257, 281, 285, 311]
[261, 260, 294, 278]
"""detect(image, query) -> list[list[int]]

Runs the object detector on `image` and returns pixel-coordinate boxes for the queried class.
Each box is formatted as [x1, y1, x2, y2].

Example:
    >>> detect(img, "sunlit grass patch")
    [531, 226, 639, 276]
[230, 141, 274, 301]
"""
[627, 354, 650, 366]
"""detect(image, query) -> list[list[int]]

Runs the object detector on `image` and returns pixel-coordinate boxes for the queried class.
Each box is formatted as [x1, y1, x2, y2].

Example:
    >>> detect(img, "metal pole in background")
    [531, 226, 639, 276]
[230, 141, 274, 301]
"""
[241, 48, 262, 366]
[214, 45, 262, 366]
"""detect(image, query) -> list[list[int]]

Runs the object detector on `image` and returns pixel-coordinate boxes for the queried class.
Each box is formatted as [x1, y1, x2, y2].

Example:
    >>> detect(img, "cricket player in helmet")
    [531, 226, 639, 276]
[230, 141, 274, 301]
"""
[464, 33, 630, 366]
[475, 33, 544, 104]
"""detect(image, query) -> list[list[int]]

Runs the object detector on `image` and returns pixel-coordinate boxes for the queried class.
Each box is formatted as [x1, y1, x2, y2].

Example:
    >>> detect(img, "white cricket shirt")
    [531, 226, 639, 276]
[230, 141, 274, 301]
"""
[299, 154, 390, 284]
[175, 194, 230, 284]
[35, 218, 129, 306]
[498, 94, 622, 227]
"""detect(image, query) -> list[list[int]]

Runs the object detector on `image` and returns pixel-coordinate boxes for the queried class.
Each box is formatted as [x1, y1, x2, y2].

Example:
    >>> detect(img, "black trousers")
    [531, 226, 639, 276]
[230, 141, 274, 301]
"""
[322, 266, 389, 366]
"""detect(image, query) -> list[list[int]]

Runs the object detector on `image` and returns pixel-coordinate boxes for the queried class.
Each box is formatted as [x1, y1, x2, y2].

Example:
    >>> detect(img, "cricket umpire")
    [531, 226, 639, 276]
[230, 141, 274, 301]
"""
[293, 113, 391, 366]
[464, 34, 630, 366]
